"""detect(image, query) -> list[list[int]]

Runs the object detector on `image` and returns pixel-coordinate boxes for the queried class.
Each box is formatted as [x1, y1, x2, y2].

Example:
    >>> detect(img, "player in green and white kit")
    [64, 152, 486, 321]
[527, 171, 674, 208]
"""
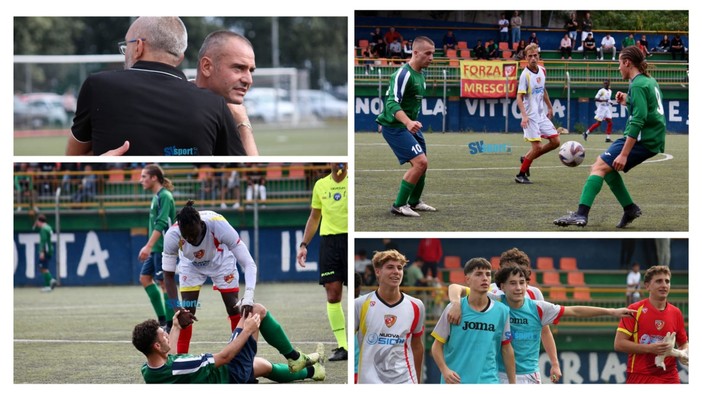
[375, 36, 437, 217]
[138, 164, 177, 331]
[35, 214, 57, 292]
[555, 46, 666, 228]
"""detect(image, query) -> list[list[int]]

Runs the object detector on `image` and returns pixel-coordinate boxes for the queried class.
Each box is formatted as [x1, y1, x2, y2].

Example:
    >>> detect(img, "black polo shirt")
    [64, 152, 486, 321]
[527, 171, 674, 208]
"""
[71, 61, 245, 156]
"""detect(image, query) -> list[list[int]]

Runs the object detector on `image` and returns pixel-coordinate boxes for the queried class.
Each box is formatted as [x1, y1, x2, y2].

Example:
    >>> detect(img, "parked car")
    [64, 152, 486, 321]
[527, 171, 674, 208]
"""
[244, 88, 295, 123]
[296, 89, 348, 119]
[16, 93, 69, 128]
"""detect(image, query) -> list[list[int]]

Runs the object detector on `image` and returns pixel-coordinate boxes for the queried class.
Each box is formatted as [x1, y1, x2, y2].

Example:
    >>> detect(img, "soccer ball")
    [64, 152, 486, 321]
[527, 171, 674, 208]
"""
[559, 141, 585, 167]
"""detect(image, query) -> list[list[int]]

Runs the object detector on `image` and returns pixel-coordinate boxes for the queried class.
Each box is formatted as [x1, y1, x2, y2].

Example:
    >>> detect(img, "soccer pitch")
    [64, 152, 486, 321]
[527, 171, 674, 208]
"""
[13, 283, 348, 384]
[355, 131, 688, 232]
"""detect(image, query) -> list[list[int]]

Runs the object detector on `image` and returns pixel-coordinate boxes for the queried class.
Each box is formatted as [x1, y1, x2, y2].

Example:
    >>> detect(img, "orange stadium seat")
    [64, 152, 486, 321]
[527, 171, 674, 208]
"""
[449, 269, 466, 285]
[445, 49, 458, 58]
[457, 41, 468, 49]
[536, 257, 554, 271]
[501, 50, 512, 58]
[573, 287, 592, 301]
[358, 39, 369, 49]
[288, 165, 305, 179]
[542, 271, 561, 285]
[560, 257, 578, 271]
[107, 169, 125, 182]
[499, 42, 510, 51]
[266, 163, 284, 180]
[449, 59, 460, 67]
[513, 42, 519, 51]
[567, 271, 586, 285]
[444, 255, 462, 269]
[490, 256, 501, 271]
[460, 49, 471, 58]
[529, 270, 538, 285]
[549, 287, 568, 300]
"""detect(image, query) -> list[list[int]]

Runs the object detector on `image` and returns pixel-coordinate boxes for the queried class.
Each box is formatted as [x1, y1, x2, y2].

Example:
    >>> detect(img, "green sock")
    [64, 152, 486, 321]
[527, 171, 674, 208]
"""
[259, 311, 294, 356]
[42, 272, 52, 287]
[604, 171, 634, 208]
[144, 283, 166, 321]
[163, 291, 175, 323]
[407, 175, 426, 206]
[265, 363, 310, 383]
[394, 179, 416, 207]
[327, 302, 347, 350]
[578, 175, 604, 208]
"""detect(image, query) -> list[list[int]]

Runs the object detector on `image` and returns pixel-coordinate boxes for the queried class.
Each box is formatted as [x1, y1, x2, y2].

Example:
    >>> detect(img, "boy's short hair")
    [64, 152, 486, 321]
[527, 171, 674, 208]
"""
[463, 257, 492, 275]
[494, 266, 529, 289]
[643, 265, 671, 284]
[371, 249, 408, 270]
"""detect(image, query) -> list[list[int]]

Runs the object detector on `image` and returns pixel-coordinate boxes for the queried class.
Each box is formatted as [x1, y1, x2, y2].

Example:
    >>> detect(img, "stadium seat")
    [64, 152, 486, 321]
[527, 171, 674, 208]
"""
[549, 286, 568, 300]
[560, 257, 578, 271]
[490, 256, 500, 271]
[567, 271, 586, 285]
[288, 165, 305, 179]
[536, 257, 554, 271]
[444, 255, 462, 269]
[449, 59, 460, 67]
[457, 41, 468, 49]
[512, 42, 519, 51]
[542, 271, 561, 285]
[449, 269, 466, 285]
[358, 39, 369, 49]
[498, 42, 510, 51]
[501, 50, 512, 58]
[573, 287, 592, 301]
[266, 163, 284, 180]
[445, 49, 458, 58]
[130, 168, 141, 181]
[107, 169, 125, 182]
[529, 270, 538, 285]
[460, 49, 471, 59]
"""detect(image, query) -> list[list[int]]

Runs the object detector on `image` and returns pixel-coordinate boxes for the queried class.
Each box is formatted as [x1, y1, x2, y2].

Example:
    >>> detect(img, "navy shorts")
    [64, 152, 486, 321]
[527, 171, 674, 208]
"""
[140, 253, 164, 281]
[599, 137, 657, 173]
[38, 254, 53, 270]
[226, 328, 258, 383]
[319, 234, 348, 286]
[381, 126, 426, 164]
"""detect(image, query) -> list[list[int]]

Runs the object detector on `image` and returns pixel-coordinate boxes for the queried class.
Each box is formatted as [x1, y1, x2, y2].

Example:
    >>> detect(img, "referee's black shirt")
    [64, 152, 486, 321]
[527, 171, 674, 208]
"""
[71, 61, 245, 156]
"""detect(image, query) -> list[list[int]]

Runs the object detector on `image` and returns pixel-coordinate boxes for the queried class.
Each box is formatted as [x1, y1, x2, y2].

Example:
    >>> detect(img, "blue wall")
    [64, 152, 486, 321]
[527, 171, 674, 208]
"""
[14, 228, 321, 286]
[355, 96, 689, 133]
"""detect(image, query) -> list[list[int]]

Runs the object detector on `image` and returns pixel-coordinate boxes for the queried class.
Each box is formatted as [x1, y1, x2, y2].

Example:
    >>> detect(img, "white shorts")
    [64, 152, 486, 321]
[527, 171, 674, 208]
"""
[594, 105, 612, 121]
[523, 116, 558, 142]
[178, 254, 240, 292]
[498, 371, 542, 384]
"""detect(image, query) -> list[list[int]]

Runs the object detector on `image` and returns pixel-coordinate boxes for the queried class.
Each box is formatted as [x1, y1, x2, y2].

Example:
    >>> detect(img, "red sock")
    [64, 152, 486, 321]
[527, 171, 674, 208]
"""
[177, 324, 193, 354]
[605, 119, 612, 135]
[588, 121, 601, 132]
[520, 157, 532, 173]
[229, 314, 241, 332]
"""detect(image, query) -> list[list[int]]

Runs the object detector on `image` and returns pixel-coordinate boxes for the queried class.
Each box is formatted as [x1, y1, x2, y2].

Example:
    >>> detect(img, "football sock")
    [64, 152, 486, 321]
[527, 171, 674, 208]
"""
[588, 122, 601, 132]
[578, 175, 604, 211]
[327, 301, 348, 350]
[164, 291, 175, 328]
[394, 179, 416, 207]
[604, 171, 634, 207]
[228, 314, 241, 332]
[265, 363, 311, 382]
[42, 271, 52, 287]
[259, 311, 296, 357]
[177, 324, 193, 353]
[605, 119, 613, 135]
[145, 283, 166, 321]
[519, 157, 532, 174]
[407, 175, 426, 206]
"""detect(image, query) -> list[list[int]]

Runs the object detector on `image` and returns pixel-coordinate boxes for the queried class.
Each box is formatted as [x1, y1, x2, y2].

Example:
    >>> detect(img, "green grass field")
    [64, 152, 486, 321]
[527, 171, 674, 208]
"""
[13, 283, 348, 384]
[14, 119, 348, 156]
[355, 132, 688, 232]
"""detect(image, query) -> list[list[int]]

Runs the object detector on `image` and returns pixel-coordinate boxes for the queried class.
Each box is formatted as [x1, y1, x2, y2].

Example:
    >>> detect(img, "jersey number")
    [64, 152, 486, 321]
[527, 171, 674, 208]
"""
[654, 87, 664, 115]
[411, 144, 423, 154]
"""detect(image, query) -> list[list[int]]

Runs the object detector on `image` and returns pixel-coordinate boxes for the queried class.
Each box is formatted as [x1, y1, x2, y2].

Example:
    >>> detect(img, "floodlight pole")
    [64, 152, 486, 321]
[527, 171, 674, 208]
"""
[54, 187, 61, 285]
[505, 72, 509, 133]
[442, 69, 447, 132]
[566, 71, 571, 131]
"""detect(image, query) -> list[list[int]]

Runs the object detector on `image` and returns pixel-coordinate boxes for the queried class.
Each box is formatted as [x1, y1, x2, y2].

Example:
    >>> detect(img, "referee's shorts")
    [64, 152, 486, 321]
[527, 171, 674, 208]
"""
[319, 233, 347, 285]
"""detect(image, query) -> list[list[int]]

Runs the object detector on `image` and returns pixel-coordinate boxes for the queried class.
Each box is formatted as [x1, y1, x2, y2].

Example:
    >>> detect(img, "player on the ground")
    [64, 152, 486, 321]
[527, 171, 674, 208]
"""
[35, 214, 57, 292]
[133, 309, 325, 383]
[355, 249, 425, 383]
[515, 43, 561, 184]
[446, 248, 562, 381]
[162, 200, 322, 371]
[375, 36, 437, 217]
[554, 46, 666, 228]
[614, 265, 688, 383]
[297, 163, 349, 362]
[431, 258, 516, 384]
[489, 265, 634, 383]
[138, 164, 176, 331]
[584, 79, 615, 142]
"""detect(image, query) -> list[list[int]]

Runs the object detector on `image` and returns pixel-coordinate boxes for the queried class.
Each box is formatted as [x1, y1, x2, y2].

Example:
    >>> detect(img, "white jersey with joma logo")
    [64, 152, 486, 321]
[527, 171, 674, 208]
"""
[355, 291, 425, 384]
[594, 87, 613, 121]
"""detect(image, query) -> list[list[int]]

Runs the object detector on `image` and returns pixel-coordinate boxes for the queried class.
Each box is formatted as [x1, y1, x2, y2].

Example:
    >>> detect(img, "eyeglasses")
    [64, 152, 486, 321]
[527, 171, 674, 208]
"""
[118, 38, 146, 55]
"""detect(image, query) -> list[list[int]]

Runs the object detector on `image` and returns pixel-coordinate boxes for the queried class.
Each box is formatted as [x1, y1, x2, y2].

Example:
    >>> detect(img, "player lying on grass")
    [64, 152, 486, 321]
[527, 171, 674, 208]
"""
[133, 309, 325, 383]
[448, 265, 635, 383]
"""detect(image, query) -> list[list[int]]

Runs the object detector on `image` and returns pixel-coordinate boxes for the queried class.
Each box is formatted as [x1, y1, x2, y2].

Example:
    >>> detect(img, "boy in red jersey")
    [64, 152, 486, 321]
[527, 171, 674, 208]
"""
[614, 265, 688, 383]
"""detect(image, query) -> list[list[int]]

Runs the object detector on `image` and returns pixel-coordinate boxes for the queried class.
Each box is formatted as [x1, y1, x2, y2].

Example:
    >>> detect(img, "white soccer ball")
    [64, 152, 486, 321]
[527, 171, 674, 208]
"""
[559, 141, 585, 167]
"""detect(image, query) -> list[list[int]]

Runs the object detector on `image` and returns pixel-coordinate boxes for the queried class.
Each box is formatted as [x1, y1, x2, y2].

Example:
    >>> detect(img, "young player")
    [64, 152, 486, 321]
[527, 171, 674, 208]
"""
[138, 164, 176, 331]
[431, 258, 516, 384]
[554, 46, 666, 228]
[162, 201, 321, 372]
[355, 250, 425, 383]
[35, 214, 57, 292]
[375, 36, 437, 217]
[515, 43, 560, 184]
[584, 80, 615, 142]
[614, 265, 688, 383]
[133, 309, 325, 383]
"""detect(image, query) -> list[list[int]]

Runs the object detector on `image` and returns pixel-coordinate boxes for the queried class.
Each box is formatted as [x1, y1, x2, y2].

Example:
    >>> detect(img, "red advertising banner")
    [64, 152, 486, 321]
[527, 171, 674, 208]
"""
[460, 60, 519, 98]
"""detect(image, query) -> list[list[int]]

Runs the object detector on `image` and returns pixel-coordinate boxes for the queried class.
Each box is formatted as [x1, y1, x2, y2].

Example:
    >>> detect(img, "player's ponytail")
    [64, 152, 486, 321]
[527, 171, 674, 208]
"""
[620, 46, 649, 77]
[144, 163, 174, 191]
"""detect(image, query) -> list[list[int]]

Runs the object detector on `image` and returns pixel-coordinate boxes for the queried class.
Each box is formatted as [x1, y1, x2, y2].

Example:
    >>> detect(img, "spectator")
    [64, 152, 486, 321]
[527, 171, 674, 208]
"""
[639, 34, 652, 57]
[416, 238, 443, 280]
[387, 38, 403, 63]
[565, 13, 578, 45]
[402, 258, 431, 287]
[362, 264, 376, 286]
[579, 12, 593, 51]
[656, 238, 671, 266]
[383, 27, 403, 56]
[512, 39, 527, 60]
[442, 30, 457, 52]
[527, 31, 541, 52]
[402, 39, 413, 59]
[369, 27, 385, 57]
[219, 165, 241, 209]
[637, 40, 651, 58]
[498, 13, 509, 43]
[626, 262, 641, 305]
[622, 33, 636, 50]
[354, 250, 372, 274]
[510, 11, 522, 44]
[655, 34, 671, 53]
[473, 39, 488, 60]
[486, 39, 499, 60]
[582, 32, 597, 59]
[73, 164, 97, 203]
[382, 238, 399, 251]
[196, 164, 218, 203]
[559, 33, 573, 59]
[244, 164, 267, 204]
[670, 34, 686, 60]
[14, 162, 36, 211]
[599, 32, 616, 60]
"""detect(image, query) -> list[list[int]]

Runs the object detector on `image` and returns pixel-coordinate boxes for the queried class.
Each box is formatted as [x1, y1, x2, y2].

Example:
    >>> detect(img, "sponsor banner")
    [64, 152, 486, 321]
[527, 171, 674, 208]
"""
[14, 228, 320, 286]
[460, 60, 518, 98]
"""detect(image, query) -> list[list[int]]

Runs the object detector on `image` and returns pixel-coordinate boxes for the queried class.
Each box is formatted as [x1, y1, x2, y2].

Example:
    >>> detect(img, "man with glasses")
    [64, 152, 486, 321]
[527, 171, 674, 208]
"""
[67, 17, 246, 156]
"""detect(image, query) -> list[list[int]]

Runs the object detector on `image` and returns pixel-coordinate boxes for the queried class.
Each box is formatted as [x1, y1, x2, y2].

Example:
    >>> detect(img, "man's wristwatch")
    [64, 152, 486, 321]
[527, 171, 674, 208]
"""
[299, 242, 307, 248]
